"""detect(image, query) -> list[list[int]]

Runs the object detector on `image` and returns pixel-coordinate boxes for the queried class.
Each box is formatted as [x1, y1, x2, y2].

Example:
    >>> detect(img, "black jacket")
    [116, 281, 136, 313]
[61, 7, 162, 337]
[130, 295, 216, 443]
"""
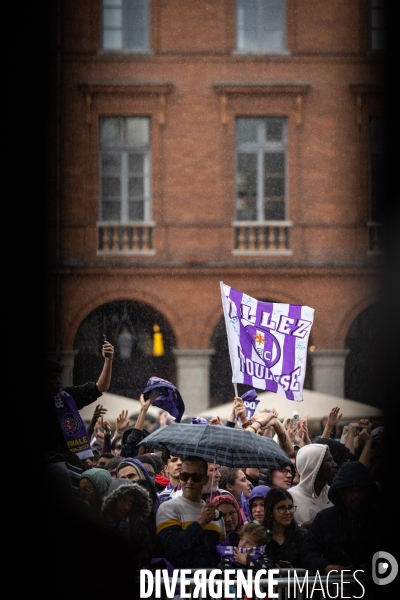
[300, 461, 383, 574]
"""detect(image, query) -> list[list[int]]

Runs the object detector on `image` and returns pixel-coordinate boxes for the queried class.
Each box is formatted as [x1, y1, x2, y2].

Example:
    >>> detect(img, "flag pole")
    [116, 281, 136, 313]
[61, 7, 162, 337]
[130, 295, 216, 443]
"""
[234, 383, 238, 397]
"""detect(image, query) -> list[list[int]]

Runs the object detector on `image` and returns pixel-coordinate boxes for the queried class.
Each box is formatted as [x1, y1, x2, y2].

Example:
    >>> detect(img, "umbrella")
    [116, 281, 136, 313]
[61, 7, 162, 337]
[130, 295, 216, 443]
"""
[136, 422, 292, 471]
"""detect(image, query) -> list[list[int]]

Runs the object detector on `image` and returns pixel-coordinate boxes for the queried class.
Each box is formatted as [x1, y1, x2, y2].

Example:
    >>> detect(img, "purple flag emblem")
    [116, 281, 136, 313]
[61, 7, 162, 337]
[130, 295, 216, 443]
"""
[220, 282, 314, 401]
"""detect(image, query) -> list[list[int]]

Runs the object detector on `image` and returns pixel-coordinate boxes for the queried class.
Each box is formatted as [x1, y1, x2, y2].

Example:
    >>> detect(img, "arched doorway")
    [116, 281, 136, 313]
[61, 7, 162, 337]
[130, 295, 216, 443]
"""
[73, 300, 176, 399]
[210, 312, 313, 407]
[345, 302, 384, 406]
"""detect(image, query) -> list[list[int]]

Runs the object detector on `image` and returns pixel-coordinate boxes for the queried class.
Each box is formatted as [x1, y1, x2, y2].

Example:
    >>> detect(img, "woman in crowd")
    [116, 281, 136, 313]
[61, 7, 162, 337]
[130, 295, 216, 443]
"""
[260, 487, 307, 568]
[212, 493, 243, 534]
[242, 485, 271, 524]
[219, 467, 252, 522]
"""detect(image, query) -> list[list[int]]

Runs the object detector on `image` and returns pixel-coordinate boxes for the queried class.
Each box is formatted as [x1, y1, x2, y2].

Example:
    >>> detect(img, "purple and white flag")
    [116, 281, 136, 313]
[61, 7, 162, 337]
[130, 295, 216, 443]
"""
[220, 282, 314, 401]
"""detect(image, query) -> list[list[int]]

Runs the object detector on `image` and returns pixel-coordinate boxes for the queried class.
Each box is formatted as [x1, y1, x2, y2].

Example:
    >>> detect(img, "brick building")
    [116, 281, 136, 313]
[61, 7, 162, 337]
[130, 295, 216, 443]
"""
[44, 0, 388, 414]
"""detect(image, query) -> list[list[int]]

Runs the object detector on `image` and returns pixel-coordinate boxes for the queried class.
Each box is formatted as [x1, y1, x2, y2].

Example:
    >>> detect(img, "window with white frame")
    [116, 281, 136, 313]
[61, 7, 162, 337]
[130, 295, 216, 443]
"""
[235, 117, 287, 221]
[102, 0, 150, 51]
[236, 0, 286, 53]
[99, 117, 151, 222]
[370, 0, 387, 51]
[369, 117, 386, 222]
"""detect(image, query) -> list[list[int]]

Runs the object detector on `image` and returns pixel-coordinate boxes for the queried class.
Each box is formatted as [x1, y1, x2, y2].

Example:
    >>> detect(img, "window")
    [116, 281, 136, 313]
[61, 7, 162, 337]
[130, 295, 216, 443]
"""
[102, 0, 150, 51]
[369, 118, 386, 223]
[235, 117, 287, 221]
[99, 117, 151, 222]
[236, 0, 286, 53]
[370, 0, 387, 51]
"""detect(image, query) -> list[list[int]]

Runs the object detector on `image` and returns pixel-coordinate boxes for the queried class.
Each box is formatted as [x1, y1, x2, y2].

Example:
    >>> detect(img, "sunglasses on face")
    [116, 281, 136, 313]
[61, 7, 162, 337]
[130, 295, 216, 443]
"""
[114, 444, 122, 450]
[179, 472, 205, 483]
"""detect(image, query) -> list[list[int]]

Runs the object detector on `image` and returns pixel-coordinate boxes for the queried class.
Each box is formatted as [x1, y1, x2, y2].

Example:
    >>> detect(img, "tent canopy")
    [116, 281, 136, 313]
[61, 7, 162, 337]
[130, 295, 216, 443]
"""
[194, 389, 384, 427]
[79, 392, 163, 423]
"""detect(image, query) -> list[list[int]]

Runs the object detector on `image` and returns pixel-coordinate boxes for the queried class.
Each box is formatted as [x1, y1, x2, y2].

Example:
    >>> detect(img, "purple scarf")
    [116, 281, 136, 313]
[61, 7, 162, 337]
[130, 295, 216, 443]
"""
[216, 542, 266, 565]
[142, 376, 185, 422]
[53, 390, 93, 459]
[191, 417, 209, 425]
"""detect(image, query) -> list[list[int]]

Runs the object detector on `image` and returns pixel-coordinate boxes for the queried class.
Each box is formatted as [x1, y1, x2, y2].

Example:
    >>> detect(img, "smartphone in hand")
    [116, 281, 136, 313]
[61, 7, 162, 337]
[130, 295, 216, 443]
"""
[102, 334, 109, 357]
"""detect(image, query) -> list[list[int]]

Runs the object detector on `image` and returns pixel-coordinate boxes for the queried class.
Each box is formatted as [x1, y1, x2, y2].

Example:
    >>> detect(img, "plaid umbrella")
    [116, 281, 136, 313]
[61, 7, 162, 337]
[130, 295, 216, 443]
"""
[137, 423, 292, 470]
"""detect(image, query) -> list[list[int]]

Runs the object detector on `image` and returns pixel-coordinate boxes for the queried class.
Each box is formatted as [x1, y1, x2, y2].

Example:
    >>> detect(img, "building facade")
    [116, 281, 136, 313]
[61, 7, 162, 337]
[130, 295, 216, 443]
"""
[45, 0, 387, 414]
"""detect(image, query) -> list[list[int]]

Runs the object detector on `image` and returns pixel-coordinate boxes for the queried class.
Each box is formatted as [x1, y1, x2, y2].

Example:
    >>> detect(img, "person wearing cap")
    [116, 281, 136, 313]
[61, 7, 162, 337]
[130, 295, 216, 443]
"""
[300, 461, 383, 576]
[116, 456, 154, 484]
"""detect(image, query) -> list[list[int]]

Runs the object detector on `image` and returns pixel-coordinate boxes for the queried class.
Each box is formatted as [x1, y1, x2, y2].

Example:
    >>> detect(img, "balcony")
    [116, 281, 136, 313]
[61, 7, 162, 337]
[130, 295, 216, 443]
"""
[232, 221, 293, 254]
[367, 222, 383, 254]
[97, 222, 155, 254]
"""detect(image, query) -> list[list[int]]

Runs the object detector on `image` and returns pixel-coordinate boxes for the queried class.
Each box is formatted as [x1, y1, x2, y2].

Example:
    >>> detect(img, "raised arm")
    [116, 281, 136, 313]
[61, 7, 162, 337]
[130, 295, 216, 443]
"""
[344, 423, 359, 454]
[134, 392, 157, 431]
[114, 410, 133, 439]
[86, 403, 108, 441]
[269, 417, 295, 456]
[95, 340, 115, 392]
[321, 407, 342, 439]
[357, 428, 372, 469]
[296, 415, 311, 446]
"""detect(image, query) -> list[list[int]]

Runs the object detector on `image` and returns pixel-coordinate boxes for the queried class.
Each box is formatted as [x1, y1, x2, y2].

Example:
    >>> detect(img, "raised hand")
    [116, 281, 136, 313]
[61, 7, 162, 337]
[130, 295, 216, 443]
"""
[101, 418, 112, 436]
[159, 410, 169, 428]
[233, 398, 248, 424]
[327, 406, 343, 428]
[116, 409, 133, 435]
[209, 416, 223, 426]
[286, 418, 298, 443]
[297, 419, 311, 446]
[253, 409, 278, 429]
[90, 403, 108, 425]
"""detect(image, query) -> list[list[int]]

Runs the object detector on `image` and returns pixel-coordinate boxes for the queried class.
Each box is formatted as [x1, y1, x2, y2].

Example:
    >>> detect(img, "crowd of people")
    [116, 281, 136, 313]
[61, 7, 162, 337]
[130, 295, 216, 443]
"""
[41, 338, 388, 597]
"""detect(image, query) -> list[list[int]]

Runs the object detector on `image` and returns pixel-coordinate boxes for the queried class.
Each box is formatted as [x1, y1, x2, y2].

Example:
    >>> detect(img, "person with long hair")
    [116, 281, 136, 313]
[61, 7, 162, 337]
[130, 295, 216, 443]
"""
[219, 466, 252, 522]
[261, 487, 307, 568]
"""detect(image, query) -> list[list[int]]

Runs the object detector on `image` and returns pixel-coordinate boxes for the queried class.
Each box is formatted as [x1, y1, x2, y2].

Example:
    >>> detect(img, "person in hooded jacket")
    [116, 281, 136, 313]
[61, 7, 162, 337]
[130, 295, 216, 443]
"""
[116, 456, 161, 513]
[289, 443, 337, 529]
[242, 485, 271, 524]
[78, 467, 112, 515]
[299, 461, 383, 576]
[100, 478, 154, 571]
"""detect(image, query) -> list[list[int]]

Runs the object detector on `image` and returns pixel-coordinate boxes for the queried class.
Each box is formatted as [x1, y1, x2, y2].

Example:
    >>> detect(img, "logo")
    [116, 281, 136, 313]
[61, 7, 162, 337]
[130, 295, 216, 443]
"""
[245, 325, 281, 368]
[372, 551, 398, 586]
[61, 413, 82, 436]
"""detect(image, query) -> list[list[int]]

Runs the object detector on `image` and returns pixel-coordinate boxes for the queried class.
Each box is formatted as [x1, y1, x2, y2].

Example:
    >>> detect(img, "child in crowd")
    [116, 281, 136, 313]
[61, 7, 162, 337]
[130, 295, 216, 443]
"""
[217, 522, 273, 571]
